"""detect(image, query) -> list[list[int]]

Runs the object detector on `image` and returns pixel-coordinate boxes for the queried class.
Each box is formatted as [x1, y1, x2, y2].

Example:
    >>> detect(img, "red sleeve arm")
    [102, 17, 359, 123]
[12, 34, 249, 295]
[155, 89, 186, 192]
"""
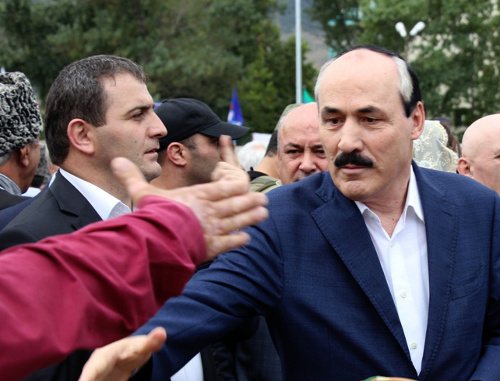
[0, 195, 205, 380]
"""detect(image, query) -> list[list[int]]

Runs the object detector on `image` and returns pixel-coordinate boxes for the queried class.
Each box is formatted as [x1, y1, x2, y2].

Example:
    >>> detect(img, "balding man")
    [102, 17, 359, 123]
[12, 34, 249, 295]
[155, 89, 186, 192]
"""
[277, 102, 327, 184]
[130, 45, 500, 380]
[457, 113, 500, 196]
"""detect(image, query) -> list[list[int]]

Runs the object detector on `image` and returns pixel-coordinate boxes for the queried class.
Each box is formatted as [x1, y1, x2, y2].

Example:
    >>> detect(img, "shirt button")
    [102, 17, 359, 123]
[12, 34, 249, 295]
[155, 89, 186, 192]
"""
[411, 342, 418, 349]
[400, 291, 407, 298]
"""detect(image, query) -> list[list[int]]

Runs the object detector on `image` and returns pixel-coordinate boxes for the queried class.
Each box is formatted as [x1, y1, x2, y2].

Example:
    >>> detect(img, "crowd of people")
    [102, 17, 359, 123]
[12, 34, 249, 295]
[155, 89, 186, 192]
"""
[0, 44, 499, 381]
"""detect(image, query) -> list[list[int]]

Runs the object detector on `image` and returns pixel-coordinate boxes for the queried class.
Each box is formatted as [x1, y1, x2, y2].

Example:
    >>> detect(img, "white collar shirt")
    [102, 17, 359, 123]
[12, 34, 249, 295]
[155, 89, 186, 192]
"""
[58, 169, 131, 220]
[355, 168, 429, 374]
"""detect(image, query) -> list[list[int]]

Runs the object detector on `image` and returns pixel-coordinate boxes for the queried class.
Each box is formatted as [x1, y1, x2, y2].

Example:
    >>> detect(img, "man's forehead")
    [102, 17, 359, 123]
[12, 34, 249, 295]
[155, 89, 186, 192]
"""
[321, 50, 398, 89]
[102, 73, 153, 108]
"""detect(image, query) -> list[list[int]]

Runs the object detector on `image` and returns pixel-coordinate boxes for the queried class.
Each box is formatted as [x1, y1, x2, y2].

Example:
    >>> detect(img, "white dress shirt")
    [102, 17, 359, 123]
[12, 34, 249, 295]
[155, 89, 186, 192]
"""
[355, 168, 429, 374]
[58, 169, 130, 220]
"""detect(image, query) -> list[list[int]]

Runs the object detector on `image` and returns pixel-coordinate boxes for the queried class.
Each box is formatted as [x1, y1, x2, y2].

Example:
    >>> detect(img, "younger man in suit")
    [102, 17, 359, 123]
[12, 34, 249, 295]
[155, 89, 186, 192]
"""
[0, 55, 167, 380]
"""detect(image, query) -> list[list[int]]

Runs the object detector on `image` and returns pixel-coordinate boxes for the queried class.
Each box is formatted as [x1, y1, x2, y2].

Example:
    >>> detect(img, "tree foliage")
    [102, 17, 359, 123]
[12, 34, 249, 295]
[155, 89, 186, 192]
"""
[308, 0, 500, 128]
[0, 0, 317, 133]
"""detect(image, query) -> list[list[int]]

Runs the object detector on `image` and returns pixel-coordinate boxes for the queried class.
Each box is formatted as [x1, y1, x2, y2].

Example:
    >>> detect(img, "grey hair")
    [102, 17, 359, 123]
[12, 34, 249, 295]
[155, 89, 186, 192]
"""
[275, 103, 302, 149]
[314, 45, 420, 117]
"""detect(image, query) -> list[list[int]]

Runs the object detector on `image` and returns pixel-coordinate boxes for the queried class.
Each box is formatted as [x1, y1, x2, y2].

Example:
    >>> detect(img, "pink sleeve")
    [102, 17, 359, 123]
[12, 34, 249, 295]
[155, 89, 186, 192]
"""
[0, 195, 205, 380]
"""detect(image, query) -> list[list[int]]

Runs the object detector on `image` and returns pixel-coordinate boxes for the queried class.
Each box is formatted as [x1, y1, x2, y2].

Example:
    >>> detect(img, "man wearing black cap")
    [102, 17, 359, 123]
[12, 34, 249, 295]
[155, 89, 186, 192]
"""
[152, 98, 249, 190]
[151, 98, 249, 381]
[0, 72, 42, 209]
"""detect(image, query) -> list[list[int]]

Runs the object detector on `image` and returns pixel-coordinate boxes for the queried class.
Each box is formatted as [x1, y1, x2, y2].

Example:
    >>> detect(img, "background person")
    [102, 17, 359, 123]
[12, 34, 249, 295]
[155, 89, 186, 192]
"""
[0, 71, 42, 209]
[457, 113, 500, 196]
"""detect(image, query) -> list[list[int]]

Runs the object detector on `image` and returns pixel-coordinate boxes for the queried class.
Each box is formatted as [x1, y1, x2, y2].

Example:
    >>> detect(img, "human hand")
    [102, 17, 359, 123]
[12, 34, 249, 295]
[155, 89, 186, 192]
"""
[78, 327, 166, 381]
[212, 135, 250, 183]
[111, 157, 268, 260]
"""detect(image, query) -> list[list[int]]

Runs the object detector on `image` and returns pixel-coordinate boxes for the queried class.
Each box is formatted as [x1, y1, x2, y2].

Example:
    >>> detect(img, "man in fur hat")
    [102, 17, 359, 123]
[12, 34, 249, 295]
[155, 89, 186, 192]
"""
[0, 71, 42, 209]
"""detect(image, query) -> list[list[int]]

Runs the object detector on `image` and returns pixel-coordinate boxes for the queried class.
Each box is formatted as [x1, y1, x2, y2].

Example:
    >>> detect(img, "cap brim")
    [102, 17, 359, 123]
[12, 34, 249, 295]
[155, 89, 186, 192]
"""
[201, 121, 250, 140]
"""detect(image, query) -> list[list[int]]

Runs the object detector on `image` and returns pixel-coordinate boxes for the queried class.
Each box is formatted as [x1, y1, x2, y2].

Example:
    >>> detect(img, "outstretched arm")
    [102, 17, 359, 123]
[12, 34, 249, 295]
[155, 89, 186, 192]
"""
[0, 157, 268, 380]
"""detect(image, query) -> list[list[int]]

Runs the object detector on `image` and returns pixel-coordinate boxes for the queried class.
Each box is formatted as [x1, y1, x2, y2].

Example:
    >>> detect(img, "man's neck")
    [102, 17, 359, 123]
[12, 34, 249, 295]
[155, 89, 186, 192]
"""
[255, 156, 280, 180]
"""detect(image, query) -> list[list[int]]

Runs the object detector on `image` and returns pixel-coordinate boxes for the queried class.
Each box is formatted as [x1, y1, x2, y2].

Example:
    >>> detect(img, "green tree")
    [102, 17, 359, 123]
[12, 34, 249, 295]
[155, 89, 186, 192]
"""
[307, 0, 500, 128]
[0, 0, 317, 134]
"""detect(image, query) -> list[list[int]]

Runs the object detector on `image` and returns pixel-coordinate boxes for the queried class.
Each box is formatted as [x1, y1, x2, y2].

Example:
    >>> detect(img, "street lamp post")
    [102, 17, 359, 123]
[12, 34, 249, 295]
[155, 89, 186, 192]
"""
[295, 0, 302, 104]
[395, 21, 425, 59]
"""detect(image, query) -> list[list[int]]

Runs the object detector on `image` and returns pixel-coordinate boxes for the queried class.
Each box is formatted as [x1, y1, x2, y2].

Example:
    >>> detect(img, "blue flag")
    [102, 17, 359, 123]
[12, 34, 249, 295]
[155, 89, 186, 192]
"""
[227, 87, 244, 126]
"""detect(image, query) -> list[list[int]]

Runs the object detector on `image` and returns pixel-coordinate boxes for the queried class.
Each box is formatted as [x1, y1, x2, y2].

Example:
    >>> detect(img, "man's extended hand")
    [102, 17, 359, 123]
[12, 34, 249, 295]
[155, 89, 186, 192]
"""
[111, 155, 268, 260]
[78, 327, 166, 381]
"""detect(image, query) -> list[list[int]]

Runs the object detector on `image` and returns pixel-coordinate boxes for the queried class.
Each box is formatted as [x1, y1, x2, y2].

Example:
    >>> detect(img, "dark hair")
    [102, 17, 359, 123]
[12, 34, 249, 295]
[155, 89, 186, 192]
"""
[265, 130, 278, 157]
[45, 55, 147, 165]
[315, 45, 421, 117]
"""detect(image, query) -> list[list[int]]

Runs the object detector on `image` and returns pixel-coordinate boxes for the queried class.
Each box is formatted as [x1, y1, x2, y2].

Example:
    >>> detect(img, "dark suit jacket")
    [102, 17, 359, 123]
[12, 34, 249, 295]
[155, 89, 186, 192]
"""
[0, 192, 39, 231]
[0, 172, 101, 251]
[0, 188, 28, 211]
[136, 164, 500, 380]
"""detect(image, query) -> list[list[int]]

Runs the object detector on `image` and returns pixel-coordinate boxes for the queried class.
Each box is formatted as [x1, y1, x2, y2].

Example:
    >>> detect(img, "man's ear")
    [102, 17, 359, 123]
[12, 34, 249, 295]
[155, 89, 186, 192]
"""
[457, 157, 472, 177]
[410, 101, 426, 141]
[67, 119, 95, 155]
[166, 143, 188, 166]
[17, 146, 30, 167]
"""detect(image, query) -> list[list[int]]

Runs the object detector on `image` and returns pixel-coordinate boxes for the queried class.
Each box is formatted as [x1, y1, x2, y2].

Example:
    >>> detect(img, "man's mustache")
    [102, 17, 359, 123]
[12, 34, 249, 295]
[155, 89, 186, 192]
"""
[334, 152, 374, 168]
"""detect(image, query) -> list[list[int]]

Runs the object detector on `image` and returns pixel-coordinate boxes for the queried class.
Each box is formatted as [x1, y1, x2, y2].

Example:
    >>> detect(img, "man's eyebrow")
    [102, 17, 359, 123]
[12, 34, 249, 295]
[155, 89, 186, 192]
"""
[125, 103, 153, 115]
[284, 142, 303, 149]
[357, 106, 379, 114]
[321, 106, 339, 117]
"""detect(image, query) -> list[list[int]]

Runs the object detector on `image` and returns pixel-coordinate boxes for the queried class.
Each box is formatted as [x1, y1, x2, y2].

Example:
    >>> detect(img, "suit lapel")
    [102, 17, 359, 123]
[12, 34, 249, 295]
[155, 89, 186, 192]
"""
[311, 175, 411, 360]
[49, 172, 102, 230]
[413, 166, 457, 380]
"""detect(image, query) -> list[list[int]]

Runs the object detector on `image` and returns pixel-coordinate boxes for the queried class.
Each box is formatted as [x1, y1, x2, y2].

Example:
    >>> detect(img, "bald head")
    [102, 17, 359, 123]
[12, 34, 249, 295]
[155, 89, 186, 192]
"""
[457, 114, 500, 196]
[278, 102, 328, 184]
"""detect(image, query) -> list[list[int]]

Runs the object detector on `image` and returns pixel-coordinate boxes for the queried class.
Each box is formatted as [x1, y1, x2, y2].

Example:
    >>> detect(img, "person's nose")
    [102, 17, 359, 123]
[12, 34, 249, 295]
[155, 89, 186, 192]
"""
[337, 119, 363, 154]
[299, 151, 317, 174]
[150, 112, 167, 139]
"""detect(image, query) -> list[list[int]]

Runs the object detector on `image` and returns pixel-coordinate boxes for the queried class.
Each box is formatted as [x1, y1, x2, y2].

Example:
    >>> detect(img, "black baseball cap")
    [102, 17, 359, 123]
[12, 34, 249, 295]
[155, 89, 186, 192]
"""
[156, 98, 250, 151]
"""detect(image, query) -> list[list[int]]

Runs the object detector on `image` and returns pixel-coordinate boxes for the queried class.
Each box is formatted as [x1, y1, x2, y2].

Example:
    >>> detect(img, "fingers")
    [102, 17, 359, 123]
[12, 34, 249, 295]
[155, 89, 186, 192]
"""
[205, 231, 252, 259]
[210, 192, 269, 224]
[219, 135, 239, 167]
[212, 161, 250, 183]
[78, 327, 167, 381]
[168, 179, 251, 205]
[201, 193, 269, 259]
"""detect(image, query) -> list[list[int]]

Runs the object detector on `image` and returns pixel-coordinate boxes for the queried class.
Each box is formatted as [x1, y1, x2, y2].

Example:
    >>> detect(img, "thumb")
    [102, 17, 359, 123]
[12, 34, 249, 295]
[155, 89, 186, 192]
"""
[219, 135, 239, 167]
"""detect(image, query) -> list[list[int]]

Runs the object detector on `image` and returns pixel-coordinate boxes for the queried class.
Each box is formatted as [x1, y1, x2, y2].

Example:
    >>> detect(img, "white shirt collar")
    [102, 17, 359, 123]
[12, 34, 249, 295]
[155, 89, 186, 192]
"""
[355, 167, 424, 223]
[58, 169, 131, 220]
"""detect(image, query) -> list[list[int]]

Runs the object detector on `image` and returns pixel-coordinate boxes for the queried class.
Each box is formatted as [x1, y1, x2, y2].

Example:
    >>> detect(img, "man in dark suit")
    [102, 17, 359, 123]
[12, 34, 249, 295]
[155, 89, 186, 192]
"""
[0, 55, 166, 379]
[0, 72, 42, 210]
[124, 45, 500, 380]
